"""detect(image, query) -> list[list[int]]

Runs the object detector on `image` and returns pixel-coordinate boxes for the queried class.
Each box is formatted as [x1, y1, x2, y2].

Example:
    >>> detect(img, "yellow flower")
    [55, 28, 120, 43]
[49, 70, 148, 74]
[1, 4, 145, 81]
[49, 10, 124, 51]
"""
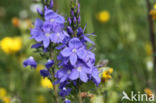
[0, 88, 7, 97]
[0, 37, 22, 54]
[41, 78, 53, 89]
[101, 68, 113, 82]
[37, 95, 46, 103]
[11, 17, 19, 27]
[97, 10, 110, 23]
[1, 96, 10, 103]
[154, 4, 156, 9]
[145, 43, 152, 56]
[11, 37, 22, 52]
[150, 4, 156, 20]
[144, 88, 153, 97]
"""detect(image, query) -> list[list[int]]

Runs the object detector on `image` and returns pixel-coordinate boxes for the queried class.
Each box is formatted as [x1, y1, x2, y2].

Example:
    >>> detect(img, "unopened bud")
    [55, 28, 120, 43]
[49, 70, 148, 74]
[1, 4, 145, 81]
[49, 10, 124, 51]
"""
[67, 26, 74, 35]
[67, 17, 72, 25]
[73, 16, 77, 24]
[49, 0, 53, 9]
[37, 8, 43, 16]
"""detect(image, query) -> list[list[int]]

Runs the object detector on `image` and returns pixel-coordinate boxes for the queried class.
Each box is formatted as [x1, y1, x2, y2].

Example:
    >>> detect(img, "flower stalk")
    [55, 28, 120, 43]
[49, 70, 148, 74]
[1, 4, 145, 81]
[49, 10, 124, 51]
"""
[23, 0, 101, 103]
[50, 45, 59, 103]
[146, 0, 156, 92]
[53, 81, 59, 103]
[78, 86, 83, 103]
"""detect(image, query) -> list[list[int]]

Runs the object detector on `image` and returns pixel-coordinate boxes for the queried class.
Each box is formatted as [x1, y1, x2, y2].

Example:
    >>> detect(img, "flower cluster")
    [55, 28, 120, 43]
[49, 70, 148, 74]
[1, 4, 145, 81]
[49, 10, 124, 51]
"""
[55, 1, 101, 101]
[31, 8, 68, 48]
[23, 0, 100, 103]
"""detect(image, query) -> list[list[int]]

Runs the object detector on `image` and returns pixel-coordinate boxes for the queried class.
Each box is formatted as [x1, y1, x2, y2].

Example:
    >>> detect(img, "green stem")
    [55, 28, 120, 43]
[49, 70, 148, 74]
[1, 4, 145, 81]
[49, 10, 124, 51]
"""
[78, 86, 83, 103]
[53, 75, 59, 103]
[49, 44, 59, 103]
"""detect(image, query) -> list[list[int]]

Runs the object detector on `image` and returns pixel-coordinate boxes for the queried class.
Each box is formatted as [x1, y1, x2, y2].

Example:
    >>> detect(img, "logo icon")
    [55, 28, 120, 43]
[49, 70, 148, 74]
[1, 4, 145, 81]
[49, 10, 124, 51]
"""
[121, 91, 130, 101]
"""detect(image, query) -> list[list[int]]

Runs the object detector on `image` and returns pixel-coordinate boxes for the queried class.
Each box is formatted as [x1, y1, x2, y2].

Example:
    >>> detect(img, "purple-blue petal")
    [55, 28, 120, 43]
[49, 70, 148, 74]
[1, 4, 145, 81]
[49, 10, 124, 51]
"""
[83, 35, 95, 45]
[77, 47, 87, 59]
[61, 47, 72, 57]
[43, 37, 50, 48]
[69, 38, 82, 49]
[69, 69, 79, 80]
[23, 56, 37, 68]
[40, 69, 50, 77]
[60, 75, 68, 83]
[45, 59, 54, 69]
[64, 99, 71, 103]
[34, 18, 43, 27]
[80, 71, 88, 82]
[70, 53, 77, 65]
[31, 43, 42, 48]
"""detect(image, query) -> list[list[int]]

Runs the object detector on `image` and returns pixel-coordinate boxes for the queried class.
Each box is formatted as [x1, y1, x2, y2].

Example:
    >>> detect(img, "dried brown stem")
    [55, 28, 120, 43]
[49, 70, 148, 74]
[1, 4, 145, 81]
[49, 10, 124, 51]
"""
[146, 0, 156, 70]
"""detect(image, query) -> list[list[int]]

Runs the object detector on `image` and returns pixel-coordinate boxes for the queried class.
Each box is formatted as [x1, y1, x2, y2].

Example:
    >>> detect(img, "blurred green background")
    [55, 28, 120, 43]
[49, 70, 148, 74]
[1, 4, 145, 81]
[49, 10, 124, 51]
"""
[0, 0, 155, 103]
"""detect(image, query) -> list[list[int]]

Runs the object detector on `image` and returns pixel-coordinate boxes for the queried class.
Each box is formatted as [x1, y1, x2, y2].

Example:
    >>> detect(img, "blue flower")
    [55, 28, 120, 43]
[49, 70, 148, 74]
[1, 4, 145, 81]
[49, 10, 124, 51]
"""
[64, 99, 71, 103]
[61, 38, 86, 65]
[57, 54, 69, 66]
[45, 59, 54, 69]
[55, 65, 72, 83]
[31, 19, 51, 48]
[44, 9, 65, 24]
[69, 61, 91, 82]
[83, 50, 95, 67]
[59, 87, 71, 97]
[30, 19, 44, 42]
[23, 56, 37, 68]
[91, 67, 101, 86]
[40, 69, 50, 77]
[56, 37, 70, 50]
[50, 30, 69, 44]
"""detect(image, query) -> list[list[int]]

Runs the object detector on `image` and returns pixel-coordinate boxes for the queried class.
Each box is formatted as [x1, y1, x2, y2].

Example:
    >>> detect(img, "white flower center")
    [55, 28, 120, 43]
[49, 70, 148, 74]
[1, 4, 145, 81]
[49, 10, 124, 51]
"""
[72, 48, 77, 53]
[48, 59, 51, 62]
[56, 32, 60, 37]
[63, 87, 67, 91]
[45, 33, 50, 37]
[67, 70, 71, 74]
[50, 19, 54, 22]
[77, 66, 82, 72]
[29, 56, 33, 60]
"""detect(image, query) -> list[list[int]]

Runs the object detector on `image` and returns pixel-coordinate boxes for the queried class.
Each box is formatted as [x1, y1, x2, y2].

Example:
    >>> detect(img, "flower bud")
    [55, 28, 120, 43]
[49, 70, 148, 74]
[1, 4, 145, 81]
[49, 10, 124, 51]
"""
[44, 6, 48, 11]
[67, 26, 73, 35]
[67, 17, 72, 25]
[37, 8, 43, 16]
[78, 15, 80, 24]
[49, 0, 54, 9]
[77, 3, 80, 15]
[77, 27, 83, 36]
[73, 16, 77, 24]
[70, 8, 74, 17]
